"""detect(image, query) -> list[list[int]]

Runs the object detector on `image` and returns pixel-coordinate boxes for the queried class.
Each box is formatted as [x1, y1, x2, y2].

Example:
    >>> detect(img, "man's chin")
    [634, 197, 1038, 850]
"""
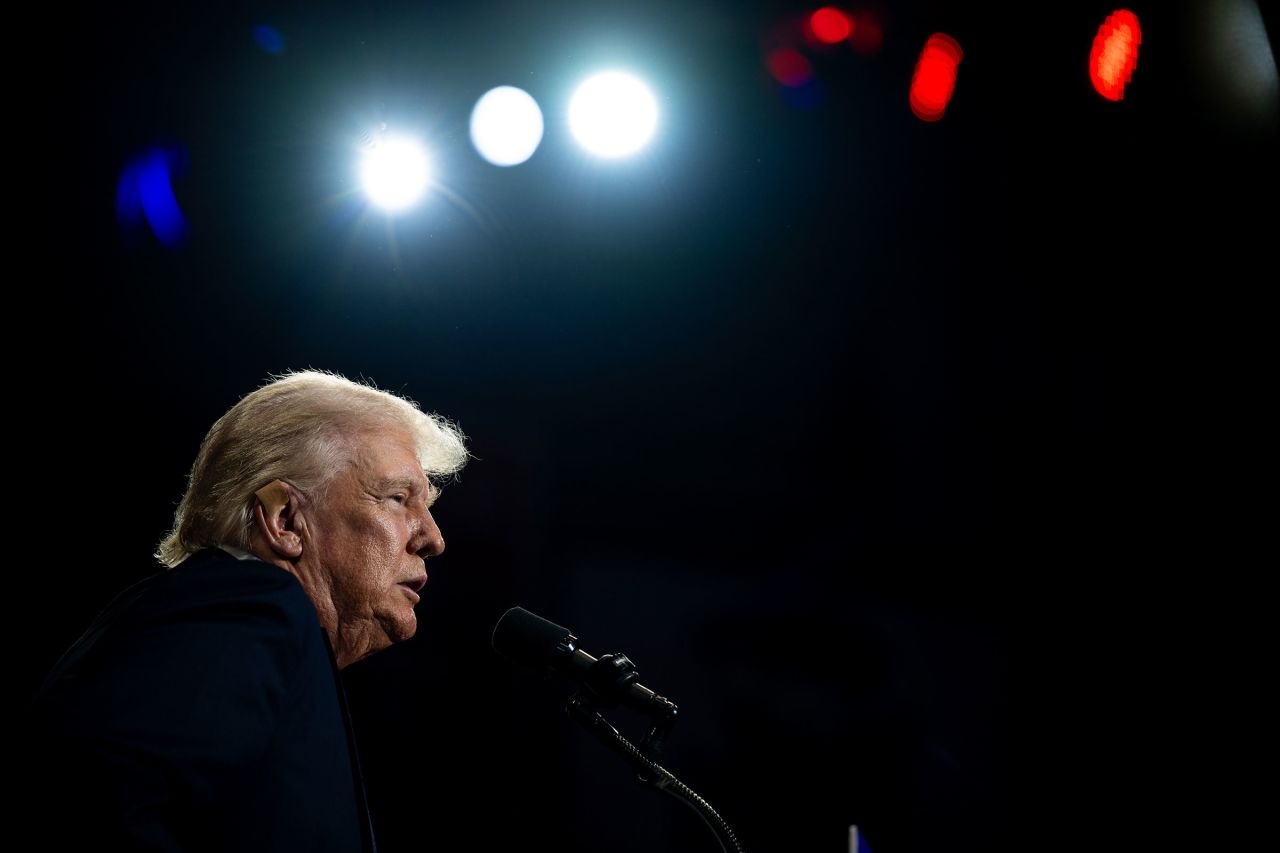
[373, 613, 418, 649]
[393, 612, 418, 642]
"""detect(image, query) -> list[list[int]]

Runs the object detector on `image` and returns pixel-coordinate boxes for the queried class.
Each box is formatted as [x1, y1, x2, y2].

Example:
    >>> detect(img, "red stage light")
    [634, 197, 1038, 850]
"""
[810, 7, 853, 44]
[767, 48, 814, 87]
[1090, 10, 1142, 101]
[909, 34, 963, 122]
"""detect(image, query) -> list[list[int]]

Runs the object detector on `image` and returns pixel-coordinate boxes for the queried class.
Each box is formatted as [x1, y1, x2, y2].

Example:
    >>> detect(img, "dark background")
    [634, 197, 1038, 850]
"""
[24, 1, 1278, 851]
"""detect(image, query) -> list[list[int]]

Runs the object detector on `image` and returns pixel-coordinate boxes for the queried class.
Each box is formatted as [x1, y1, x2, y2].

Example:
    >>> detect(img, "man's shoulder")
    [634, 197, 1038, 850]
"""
[28, 549, 346, 831]
[34, 548, 326, 714]
[144, 547, 316, 623]
[116, 547, 322, 655]
[76, 548, 319, 653]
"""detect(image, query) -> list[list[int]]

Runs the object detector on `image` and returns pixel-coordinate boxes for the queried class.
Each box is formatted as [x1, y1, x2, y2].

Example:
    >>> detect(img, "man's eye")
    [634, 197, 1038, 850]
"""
[391, 494, 407, 504]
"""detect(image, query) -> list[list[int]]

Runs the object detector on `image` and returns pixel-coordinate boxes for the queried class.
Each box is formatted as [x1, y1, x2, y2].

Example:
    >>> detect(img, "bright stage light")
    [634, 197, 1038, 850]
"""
[360, 136, 431, 211]
[568, 71, 659, 158]
[470, 86, 544, 167]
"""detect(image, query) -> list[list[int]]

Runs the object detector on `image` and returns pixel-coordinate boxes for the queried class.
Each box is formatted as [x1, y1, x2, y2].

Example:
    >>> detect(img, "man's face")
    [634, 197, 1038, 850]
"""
[300, 426, 443, 660]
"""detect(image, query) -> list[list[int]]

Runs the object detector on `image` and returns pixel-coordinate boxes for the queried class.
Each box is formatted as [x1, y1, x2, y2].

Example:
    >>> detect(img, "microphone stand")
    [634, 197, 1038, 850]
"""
[564, 655, 746, 853]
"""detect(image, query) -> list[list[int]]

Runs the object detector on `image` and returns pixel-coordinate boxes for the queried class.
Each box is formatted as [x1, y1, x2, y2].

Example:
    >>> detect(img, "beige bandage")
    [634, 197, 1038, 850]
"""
[255, 479, 290, 515]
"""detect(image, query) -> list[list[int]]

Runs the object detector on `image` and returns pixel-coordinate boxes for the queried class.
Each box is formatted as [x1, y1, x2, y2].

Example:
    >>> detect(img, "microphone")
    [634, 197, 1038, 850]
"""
[492, 606, 676, 715]
[492, 609, 745, 853]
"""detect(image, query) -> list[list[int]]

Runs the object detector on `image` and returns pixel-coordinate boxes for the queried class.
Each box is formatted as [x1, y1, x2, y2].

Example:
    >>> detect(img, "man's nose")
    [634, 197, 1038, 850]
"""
[412, 509, 445, 559]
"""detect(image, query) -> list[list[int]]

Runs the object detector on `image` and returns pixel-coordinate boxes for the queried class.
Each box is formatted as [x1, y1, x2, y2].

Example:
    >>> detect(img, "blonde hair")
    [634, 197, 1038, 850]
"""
[155, 370, 469, 567]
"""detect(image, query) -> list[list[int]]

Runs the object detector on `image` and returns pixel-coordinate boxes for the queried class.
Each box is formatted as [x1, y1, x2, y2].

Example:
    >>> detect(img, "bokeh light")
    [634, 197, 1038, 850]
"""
[909, 34, 963, 122]
[116, 146, 189, 248]
[470, 86, 545, 167]
[1090, 10, 1142, 101]
[252, 25, 285, 54]
[809, 8, 853, 44]
[360, 136, 431, 211]
[767, 48, 814, 87]
[568, 71, 659, 159]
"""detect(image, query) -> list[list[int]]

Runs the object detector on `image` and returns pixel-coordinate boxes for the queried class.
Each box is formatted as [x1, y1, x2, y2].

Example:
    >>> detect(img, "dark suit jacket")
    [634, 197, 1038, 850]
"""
[28, 547, 377, 852]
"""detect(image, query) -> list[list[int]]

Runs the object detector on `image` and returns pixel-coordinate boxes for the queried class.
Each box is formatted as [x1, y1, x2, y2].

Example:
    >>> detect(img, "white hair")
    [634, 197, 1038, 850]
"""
[155, 369, 470, 568]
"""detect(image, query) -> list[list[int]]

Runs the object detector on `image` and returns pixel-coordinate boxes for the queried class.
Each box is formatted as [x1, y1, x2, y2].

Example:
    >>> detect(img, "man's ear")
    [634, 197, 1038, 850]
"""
[253, 479, 304, 559]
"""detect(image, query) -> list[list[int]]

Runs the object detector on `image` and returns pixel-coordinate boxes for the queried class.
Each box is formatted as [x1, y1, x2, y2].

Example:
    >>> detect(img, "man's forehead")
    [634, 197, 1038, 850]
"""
[352, 433, 429, 487]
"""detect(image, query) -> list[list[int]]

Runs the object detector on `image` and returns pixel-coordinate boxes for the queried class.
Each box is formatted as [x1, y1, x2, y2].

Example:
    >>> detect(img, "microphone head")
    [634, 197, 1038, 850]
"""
[492, 606, 574, 669]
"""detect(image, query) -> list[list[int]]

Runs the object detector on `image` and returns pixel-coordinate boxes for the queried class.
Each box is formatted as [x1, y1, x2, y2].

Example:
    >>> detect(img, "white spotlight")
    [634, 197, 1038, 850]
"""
[568, 71, 659, 158]
[471, 86, 545, 167]
[360, 135, 430, 211]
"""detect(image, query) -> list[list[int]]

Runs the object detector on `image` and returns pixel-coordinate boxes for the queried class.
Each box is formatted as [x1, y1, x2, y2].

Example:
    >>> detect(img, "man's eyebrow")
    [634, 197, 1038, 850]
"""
[372, 476, 424, 492]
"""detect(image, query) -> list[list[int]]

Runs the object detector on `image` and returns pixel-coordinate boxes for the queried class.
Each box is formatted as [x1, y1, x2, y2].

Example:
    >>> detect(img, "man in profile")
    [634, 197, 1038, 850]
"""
[29, 370, 469, 851]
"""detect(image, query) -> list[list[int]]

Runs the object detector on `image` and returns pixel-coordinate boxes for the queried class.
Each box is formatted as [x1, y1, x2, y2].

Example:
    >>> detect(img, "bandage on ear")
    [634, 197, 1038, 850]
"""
[254, 479, 291, 514]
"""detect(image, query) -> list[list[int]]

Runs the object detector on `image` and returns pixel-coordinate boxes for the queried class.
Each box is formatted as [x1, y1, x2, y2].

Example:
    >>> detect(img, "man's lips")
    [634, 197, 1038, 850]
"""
[398, 575, 427, 603]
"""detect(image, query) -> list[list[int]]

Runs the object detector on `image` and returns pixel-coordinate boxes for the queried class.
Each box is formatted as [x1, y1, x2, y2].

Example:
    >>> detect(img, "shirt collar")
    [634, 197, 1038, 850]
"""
[218, 542, 264, 562]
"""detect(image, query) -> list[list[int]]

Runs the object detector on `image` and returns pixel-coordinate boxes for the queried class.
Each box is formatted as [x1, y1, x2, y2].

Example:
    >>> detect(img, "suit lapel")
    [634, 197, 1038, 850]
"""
[324, 629, 379, 853]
